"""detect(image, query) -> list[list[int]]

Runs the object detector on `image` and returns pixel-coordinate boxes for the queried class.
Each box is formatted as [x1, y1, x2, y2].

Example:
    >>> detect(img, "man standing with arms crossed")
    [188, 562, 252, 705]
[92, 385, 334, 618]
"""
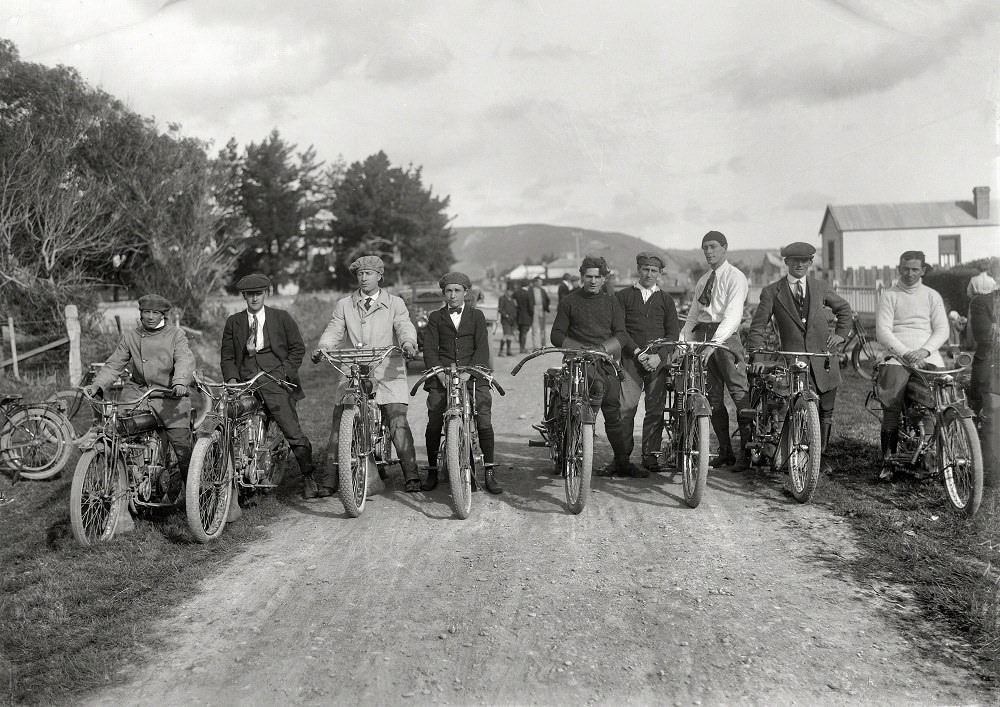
[679, 231, 752, 470]
[616, 252, 680, 473]
[747, 242, 853, 473]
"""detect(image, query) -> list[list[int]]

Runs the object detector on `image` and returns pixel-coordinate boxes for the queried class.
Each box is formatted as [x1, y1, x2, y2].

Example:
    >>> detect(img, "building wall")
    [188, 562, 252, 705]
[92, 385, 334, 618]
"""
[838, 227, 999, 269]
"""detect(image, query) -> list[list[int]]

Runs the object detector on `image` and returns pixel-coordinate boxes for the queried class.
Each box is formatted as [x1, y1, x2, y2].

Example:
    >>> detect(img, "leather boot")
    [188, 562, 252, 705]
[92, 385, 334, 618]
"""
[317, 463, 339, 497]
[878, 429, 897, 481]
[484, 464, 503, 494]
[293, 445, 318, 498]
[819, 421, 833, 474]
[732, 419, 752, 472]
[421, 466, 439, 491]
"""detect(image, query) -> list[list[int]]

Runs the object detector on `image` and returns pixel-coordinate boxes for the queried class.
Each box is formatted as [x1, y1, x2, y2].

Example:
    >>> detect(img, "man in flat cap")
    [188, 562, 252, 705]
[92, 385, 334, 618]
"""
[419, 271, 501, 493]
[615, 251, 680, 473]
[747, 241, 853, 473]
[86, 294, 195, 525]
[222, 273, 318, 498]
[679, 231, 752, 470]
[313, 255, 423, 493]
[549, 255, 641, 477]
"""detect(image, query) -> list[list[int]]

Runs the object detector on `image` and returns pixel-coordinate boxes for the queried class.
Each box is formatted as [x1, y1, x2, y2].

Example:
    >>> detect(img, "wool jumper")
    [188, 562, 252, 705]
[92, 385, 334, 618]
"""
[615, 288, 680, 354]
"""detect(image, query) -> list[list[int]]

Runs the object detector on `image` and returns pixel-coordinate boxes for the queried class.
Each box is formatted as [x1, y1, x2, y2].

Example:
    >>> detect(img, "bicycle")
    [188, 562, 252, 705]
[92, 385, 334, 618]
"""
[633, 339, 722, 508]
[47, 364, 129, 438]
[512, 347, 622, 514]
[744, 349, 832, 503]
[70, 386, 186, 545]
[0, 393, 75, 482]
[409, 363, 505, 519]
[314, 346, 403, 517]
[184, 370, 292, 542]
[866, 357, 983, 516]
[827, 314, 884, 379]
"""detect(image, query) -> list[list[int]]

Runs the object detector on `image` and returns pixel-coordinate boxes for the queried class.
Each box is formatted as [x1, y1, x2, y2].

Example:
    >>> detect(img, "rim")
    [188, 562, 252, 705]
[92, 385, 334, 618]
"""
[198, 436, 229, 533]
[787, 407, 810, 493]
[682, 413, 698, 497]
[352, 412, 367, 508]
[942, 416, 973, 508]
[9, 416, 61, 472]
[82, 452, 120, 541]
[565, 416, 582, 505]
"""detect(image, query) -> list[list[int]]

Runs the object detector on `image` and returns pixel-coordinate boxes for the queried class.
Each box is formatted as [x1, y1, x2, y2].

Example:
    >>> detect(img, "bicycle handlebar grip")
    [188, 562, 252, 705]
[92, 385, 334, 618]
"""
[492, 380, 506, 396]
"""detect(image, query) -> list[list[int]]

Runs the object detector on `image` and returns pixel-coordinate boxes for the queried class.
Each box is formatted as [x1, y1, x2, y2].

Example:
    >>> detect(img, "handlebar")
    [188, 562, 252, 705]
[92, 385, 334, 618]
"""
[881, 355, 967, 377]
[409, 364, 506, 397]
[747, 348, 833, 359]
[314, 346, 404, 369]
[194, 368, 297, 399]
[81, 385, 181, 408]
[635, 338, 733, 359]
[511, 347, 624, 381]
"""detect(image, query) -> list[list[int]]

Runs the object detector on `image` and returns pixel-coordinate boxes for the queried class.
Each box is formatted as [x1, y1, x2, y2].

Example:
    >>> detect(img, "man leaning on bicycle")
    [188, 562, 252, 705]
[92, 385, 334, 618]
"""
[419, 271, 501, 494]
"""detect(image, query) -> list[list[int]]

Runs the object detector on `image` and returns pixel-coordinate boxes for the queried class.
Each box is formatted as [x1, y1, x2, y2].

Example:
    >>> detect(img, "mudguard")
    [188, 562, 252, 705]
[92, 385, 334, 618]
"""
[792, 389, 819, 406]
[576, 399, 596, 425]
[686, 393, 712, 418]
[195, 413, 224, 437]
[945, 402, 975, 419]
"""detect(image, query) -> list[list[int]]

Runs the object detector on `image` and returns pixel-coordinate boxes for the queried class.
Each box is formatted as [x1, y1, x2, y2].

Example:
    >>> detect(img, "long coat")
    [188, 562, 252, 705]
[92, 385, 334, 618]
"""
[747, 276, 852, 393]
[93, 323, 195, 428]
[221, 306, 306, 400]
[316, 289, 418, 405]
[512, 287, 535, 328]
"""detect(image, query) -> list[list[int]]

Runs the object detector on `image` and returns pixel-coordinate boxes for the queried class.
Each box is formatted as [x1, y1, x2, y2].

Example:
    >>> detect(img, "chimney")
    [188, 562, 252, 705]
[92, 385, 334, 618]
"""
[973, 186, 990, 219]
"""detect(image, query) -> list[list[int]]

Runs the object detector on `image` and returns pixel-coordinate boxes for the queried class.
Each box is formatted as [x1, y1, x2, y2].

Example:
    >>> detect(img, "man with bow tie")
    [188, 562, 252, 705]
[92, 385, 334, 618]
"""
[221, 273, 317, 498]
[313, 255, 422, 493]
[747, 241, 853, 474]
[679, 231, 752, 471]
[419, 271, 501, 493]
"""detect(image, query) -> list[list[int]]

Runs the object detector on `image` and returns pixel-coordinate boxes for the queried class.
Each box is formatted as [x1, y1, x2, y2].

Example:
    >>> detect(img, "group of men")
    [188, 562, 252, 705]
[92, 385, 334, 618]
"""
[85, 236, 997, 524]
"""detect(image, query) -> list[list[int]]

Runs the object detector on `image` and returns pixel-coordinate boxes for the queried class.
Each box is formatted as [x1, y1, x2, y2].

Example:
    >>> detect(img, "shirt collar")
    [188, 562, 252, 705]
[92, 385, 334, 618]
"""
[786, 275, 806, 286]
[634, 282, 660, 294]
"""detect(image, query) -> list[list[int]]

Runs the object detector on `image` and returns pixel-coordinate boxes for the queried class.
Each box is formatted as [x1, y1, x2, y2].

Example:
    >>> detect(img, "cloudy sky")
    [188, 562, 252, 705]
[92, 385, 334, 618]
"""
[4, 0, 998, 250]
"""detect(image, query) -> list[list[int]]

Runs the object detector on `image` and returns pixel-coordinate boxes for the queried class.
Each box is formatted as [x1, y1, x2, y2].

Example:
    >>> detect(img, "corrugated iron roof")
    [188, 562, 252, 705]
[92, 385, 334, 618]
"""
[825, 200, 998, 231]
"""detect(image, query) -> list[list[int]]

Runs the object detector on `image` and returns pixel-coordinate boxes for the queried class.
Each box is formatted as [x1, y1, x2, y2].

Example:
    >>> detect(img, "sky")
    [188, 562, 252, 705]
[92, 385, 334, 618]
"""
[4, 0, 999, 251]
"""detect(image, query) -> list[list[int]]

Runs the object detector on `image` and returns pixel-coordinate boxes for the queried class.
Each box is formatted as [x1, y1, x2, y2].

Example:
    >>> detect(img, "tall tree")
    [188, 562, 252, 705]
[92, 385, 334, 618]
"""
[330, 151, 453, 286]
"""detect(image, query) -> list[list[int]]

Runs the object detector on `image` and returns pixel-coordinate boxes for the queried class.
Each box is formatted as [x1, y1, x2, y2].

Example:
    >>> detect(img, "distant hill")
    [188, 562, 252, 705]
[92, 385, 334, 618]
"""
[451, 224, 772, 285]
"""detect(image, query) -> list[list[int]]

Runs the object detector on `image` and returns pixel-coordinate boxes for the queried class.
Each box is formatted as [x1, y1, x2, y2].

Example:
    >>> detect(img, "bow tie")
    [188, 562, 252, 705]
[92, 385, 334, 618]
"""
[448, 307, 463, 315]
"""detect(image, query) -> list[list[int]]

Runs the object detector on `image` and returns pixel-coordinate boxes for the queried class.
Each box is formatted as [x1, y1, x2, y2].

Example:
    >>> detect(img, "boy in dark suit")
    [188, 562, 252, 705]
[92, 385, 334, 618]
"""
[420, 272, 501, 494]
[221, 273, 319, 498]
[746, 242, 853, 473]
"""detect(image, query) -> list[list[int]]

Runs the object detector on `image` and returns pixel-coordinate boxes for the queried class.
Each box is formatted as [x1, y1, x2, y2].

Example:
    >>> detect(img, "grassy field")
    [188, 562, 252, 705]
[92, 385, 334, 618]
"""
[0, 301, 997, 703]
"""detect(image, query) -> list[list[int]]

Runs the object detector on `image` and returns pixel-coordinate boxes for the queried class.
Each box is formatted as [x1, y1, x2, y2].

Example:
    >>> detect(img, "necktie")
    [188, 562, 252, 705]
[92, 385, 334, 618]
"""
[697, 270, 716, 307]
[794, 280, 807, 322]
[246, 314, 258, 355]
[449, 306, 462, 314]
[363, 297, 373, 311]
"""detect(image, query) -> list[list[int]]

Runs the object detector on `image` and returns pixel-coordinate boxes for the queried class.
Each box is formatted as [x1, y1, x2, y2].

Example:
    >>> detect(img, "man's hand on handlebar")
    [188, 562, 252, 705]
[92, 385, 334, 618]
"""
[637, 351, 661, 372]
[171, 384, 187, 398]
[750, 360, 768, 376]
[310, 349, 323, 364]
[902, 348, 930, 367]
[402, 342, 418, 360]
[82, 384, 100, 398]
[226, 378, 239, 385]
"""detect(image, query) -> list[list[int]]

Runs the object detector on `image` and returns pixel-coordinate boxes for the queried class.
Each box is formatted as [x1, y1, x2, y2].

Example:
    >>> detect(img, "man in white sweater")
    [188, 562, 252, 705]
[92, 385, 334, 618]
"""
[874, 250, 950, 480]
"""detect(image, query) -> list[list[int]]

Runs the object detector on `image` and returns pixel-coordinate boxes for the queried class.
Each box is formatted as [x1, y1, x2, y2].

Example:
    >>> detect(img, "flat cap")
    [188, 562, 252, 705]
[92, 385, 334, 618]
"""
[702, 231, 727, 248]
[235, 273, 271, 292]
[349, 255, 385, 274]
[636, 251, 665, 269]
[780, 242, 816, 258]
[137, 294, 171, 312]
[439, 271, 472, 290]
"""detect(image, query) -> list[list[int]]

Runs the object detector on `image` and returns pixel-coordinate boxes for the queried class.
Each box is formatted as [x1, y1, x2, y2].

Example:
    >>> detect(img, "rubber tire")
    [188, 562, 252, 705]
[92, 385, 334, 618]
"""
[47, 389, 87, 434]
[940, 410, 983, 517]
[850, 337, 887, 379]
[786, 399, 821, 503]
[3, 406, 75, 480]
[185, 430, 233, 542]
[257, 417, 288, 487]
[682, 415, 710, 509]
[446, 417, 472, 519]
[70, 448, 127, 546]
[565, 416, 593, 515]
[338, 406, 368, 517]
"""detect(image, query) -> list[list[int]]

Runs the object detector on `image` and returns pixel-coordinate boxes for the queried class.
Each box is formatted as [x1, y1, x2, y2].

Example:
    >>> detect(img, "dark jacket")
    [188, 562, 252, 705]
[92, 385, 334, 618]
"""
[422, 305, 490, 390]
[747, 276, 852, 393]
[513, 287, 534, 327]
[498, 294, 518, 324]
[970, 290, 1000, 396]
[221, 306, 306, 399]
[615, 287, 680, 356]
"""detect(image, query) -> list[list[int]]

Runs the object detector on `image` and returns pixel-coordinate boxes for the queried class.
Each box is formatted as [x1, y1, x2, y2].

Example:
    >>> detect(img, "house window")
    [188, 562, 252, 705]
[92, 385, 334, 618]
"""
[826, 240, 836, 271]
[938, 234, 961, 268]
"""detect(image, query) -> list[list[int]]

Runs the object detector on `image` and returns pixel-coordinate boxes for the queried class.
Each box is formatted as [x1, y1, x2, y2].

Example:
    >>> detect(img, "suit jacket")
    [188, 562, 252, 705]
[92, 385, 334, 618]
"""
[221, 306, 306, 399]
[513, 287, 534, 327]
[747, 276, 852, 393]
[422, 306, 490, 390]
[970, 290, 1000, 395]
[315, 289, 417, 405]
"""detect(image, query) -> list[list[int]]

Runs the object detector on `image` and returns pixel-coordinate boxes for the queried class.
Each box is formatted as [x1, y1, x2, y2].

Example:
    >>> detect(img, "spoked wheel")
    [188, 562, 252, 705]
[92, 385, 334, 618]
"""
[256, 417, 288, 488]
[939, 410, 983, 517]
[785, 399, 821, 503]
[564, 412, 593, 515]
[1, 406, 75, 480]
[446, 417, 473, 519]
[338, 406, 369, 517]
[185, 430, 233, 542]
[682, 414, 710, 508]
[850, 336, 887, 379]
[70, 448, 127, 545]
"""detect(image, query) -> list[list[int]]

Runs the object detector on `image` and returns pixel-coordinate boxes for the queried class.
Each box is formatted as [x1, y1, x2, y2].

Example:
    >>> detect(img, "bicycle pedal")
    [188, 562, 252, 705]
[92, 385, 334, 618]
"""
[528, 439, 550, 447]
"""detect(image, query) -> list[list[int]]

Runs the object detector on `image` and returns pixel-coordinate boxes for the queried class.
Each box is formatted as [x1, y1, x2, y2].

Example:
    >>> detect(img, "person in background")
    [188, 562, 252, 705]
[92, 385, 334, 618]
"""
[679, 230, 752, 470]
[312, 255, 422, 493]
[557, 272, 575, 301]
[968, 279, 1000, 487]
[967, 260, 997, 300]
[513, 280, 534, 354]
[874, 250, 950, 481]
[497, 280, 518, 357]
[615, 252, 680, 473]
[529, 275, 551, 351]
[419, 272, 501, 494]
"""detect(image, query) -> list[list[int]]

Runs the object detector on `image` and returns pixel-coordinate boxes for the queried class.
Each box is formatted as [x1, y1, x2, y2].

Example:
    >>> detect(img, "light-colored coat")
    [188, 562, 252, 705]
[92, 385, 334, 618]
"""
[316, 289, 417, 405]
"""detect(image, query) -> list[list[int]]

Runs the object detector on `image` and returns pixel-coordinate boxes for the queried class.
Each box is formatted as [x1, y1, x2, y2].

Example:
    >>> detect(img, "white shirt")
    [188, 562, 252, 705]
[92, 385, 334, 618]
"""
[634, 282, 660, 303]
[449, 306, 464, 328]
[785, 275, 807, 300]
[246, 307, 265, 350]
[680, 260, 749, 344]
[358, 289, 381, 312]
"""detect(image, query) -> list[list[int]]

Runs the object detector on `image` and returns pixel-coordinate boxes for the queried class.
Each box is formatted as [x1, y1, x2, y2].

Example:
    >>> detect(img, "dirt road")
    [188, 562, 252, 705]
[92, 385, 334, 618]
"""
[85, 355, 991, 705]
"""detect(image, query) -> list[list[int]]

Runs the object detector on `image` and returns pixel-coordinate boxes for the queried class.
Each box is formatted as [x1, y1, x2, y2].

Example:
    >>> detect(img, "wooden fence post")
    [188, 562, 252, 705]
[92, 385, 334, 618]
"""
[65, 304, 82, 386]
[7, 316, 18, 380]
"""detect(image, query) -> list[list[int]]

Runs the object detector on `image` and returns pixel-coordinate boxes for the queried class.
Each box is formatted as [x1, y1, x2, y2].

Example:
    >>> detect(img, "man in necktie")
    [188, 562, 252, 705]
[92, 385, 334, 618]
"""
[419, 271, 501, 493]
[221, 273, 318, 501]
[679, 231, 752, 470]
[313, 255, 422, 493]
[748, 242, 853, 474]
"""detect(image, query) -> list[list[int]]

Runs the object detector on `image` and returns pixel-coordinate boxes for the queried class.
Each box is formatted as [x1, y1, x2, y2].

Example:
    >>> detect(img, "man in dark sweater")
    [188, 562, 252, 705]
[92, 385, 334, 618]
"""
[616, 252, 680, 472]
[550, 256, 642, 478]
